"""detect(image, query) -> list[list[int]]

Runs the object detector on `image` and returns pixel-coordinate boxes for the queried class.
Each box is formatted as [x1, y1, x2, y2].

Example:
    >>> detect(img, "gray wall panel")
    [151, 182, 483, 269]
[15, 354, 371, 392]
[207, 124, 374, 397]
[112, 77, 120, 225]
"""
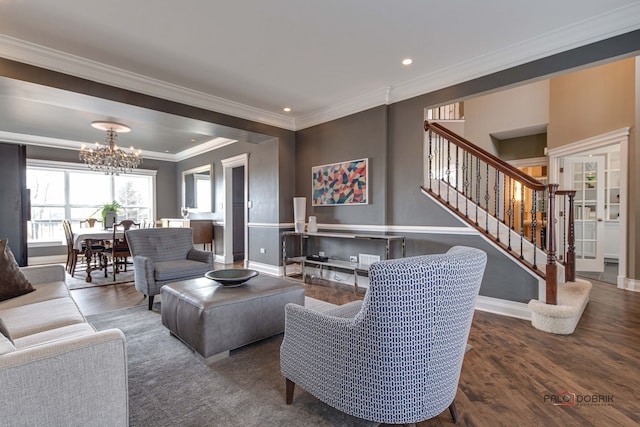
[387, 97, 467, 227]
[405, 233, 539, 303]
[248, 227, 282, 265]
[295, 106, 387, 225]
[278, 134, 297, 222]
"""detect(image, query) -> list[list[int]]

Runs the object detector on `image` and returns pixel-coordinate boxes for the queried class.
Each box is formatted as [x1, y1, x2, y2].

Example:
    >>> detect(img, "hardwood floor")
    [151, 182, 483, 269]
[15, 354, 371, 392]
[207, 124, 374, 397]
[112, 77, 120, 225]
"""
[70, 273, 639, 426]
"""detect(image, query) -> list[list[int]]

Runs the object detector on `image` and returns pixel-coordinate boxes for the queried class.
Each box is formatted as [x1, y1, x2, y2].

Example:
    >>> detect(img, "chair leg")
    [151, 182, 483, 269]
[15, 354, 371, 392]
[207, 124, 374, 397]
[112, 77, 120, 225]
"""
[70, 253, 77, 277]
[148, 295, 154, 310]
[449, 399, 460, 424]
[285, 378, 295, 404]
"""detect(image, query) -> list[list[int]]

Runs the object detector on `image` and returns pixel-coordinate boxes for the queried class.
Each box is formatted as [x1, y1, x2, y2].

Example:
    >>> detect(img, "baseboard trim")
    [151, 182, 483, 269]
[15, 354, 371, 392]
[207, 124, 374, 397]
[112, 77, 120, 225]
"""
[475, 295, 531, 321]
[623, 277, 640, 292]
[28, 255, 66, 265]
[246, 260, 281, 276]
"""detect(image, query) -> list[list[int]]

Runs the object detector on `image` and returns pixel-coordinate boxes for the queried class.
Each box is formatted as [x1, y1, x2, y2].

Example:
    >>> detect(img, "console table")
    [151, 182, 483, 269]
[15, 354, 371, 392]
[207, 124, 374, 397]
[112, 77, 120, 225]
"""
[281, 231, 405, 294]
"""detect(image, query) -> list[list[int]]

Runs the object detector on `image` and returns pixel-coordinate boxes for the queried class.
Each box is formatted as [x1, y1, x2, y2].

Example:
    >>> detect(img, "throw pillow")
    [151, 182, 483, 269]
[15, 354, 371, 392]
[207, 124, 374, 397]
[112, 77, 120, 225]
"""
[0, 238, 35, 302]
[0, 318, 15, 355]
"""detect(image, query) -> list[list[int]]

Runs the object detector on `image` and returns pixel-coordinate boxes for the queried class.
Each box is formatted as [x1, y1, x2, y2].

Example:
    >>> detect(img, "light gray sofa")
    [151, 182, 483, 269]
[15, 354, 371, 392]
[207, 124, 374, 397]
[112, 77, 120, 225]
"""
[0, 264, 128, 426]
[126, 228, 214, 310]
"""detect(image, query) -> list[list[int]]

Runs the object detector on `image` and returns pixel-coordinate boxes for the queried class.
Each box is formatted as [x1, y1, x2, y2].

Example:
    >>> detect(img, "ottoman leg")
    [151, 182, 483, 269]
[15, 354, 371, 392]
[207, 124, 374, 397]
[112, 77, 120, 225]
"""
[148, 295, 154, 310]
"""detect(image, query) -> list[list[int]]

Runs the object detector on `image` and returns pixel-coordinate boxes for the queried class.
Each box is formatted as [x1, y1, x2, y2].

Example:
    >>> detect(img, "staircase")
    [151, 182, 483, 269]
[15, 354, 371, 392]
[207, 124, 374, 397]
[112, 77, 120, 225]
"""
[423, 121, 591, 334]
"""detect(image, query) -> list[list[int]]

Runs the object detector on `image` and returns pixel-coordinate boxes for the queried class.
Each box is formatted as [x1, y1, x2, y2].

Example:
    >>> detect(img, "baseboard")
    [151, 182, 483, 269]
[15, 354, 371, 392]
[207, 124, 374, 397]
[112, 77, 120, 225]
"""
[28, 255, 66, 265]
[623, 277, 640, 292]
[475, 295, 531, 321]
[246, 260, 281, 276]
[214, 254, 226, 264]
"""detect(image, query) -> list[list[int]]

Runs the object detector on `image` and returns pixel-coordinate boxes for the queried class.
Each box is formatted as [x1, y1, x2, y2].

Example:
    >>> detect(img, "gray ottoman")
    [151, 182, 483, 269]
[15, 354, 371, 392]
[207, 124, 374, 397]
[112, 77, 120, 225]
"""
[161, 275, 305, 363]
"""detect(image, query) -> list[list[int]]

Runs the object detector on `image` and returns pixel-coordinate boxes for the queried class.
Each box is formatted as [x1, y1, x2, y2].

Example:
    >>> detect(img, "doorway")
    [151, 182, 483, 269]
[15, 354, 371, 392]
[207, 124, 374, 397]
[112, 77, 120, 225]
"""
[562, 155, 606, 272]
[547, 128, 629, 288]
[221, 153, 248, 266]
[232, 166, 245, 262]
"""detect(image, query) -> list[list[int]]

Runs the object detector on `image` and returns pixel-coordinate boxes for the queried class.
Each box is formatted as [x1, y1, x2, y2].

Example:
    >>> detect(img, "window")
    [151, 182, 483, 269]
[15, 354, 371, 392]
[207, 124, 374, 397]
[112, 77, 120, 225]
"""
[27, 160, 156, 244]
[194, 173, 211, 212]
[426, 102, 464, 121]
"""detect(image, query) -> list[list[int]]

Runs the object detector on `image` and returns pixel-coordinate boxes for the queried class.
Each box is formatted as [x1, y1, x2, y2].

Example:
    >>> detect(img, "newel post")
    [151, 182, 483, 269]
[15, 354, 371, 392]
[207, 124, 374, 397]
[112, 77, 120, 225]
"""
[565, 191, 576, 283]
[545, 184, 558, 305]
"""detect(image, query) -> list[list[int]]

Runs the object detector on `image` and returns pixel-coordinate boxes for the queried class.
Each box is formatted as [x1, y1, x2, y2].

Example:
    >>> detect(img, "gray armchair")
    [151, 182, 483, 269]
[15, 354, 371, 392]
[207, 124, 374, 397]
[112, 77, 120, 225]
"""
[125, 228, 214, 310]
[280, 246, 487, 425]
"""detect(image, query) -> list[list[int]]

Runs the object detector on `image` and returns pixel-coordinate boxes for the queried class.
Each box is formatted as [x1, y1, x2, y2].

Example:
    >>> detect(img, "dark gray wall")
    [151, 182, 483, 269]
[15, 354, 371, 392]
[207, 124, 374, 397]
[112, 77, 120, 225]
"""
[295, 106, 388, 225]
[387, 96, 471, 227]
[298, 98, 540, 301]
[292, 30, 640, 300]
[177, 138, 284, 265]
[9, 29, 640, 286]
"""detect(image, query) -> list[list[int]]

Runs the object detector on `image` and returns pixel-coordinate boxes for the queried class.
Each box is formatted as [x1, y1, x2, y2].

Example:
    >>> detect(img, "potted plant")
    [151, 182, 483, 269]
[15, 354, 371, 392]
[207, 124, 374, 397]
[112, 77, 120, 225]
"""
[90, 201, 123, 228]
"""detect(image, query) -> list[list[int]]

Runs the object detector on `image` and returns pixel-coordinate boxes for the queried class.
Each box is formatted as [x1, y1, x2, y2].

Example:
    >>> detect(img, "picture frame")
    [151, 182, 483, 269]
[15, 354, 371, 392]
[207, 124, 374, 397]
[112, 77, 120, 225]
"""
[311, 158, 368, 206]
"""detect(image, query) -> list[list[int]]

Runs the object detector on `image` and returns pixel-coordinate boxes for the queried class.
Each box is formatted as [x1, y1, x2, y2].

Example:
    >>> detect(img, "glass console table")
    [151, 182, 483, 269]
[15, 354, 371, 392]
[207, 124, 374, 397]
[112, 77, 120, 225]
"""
[281, 231, 406, 294]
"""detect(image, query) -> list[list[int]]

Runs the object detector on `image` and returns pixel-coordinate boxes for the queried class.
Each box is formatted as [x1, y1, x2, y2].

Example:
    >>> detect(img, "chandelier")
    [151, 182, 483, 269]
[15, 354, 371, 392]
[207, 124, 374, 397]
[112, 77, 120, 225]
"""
[80, 121, 143, 175]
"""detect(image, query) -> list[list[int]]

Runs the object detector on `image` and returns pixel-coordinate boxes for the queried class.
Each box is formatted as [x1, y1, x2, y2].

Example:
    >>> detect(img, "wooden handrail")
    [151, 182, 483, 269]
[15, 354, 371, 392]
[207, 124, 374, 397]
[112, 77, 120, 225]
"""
[425, 121, 547, 191]
[424, 121, 577, 305]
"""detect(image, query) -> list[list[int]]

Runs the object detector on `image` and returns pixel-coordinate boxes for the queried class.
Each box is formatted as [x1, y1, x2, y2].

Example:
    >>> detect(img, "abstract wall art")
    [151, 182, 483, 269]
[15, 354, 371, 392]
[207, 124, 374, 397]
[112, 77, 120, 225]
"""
[311, 158, 368, 206]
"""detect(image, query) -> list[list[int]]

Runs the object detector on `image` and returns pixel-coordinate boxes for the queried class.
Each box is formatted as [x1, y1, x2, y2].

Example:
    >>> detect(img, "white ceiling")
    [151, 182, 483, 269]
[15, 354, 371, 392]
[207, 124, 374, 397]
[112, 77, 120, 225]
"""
[0, 0, 639, 158]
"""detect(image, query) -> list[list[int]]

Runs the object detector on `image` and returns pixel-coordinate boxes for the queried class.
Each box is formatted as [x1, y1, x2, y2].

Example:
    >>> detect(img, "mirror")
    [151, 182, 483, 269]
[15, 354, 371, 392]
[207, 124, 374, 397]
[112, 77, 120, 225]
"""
[182, 165, 213, 212]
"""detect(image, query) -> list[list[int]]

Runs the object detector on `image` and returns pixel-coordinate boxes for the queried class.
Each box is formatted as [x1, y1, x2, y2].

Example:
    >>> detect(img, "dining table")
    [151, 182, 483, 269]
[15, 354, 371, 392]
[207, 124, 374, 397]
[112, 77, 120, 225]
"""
[73, 228, 124, 282]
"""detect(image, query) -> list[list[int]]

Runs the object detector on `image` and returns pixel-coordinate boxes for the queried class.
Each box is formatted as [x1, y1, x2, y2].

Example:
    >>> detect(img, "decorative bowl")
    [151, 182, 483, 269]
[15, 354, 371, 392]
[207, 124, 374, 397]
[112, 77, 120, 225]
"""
[205, 269, 259, 286]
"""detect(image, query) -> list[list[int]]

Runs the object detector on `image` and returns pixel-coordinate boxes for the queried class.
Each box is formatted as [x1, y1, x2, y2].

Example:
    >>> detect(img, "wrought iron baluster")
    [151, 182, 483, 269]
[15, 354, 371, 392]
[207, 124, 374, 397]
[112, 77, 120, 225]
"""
[531, 189, 538, 269]
[437, 135, 442, 197]
[519, 182, 525, 260]
[507, 177, 513, 250]
[446, 140, 451, 204]
[495, 169, 500, 242]
[475, 157, 481, 226]
[484, 163, 490, 233]
[455, 145, 459, 211]
[561, 196, 566, 261]
[427, 129, 433, 191]
[463, 151, 469, 218]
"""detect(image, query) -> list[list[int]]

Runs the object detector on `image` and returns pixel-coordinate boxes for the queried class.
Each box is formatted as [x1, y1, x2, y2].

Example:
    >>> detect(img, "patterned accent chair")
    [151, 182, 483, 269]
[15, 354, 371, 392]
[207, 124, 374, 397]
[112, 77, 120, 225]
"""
[125, 228, 214, 310]
[280, 246, 487, 425]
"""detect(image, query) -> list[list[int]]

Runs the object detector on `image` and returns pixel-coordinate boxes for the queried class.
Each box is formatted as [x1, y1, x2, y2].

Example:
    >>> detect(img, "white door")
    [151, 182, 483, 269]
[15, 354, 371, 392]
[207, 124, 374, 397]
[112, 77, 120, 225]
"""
[565, 156, 605, 272]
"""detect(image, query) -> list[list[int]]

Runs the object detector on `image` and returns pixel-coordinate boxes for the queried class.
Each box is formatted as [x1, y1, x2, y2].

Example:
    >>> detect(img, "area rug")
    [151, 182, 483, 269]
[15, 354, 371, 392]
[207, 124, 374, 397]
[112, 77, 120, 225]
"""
[66, 267, 135, 290]
[86, 298, 376, 427]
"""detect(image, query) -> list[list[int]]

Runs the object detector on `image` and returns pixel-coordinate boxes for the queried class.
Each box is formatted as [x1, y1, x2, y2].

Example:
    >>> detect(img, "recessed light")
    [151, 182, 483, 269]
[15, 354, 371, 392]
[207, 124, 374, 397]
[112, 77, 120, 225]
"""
[165, 150, 170, 153]
[402, 58, 413, 66]
[191, 138, 196, 143]
[283, 107, 291, 112]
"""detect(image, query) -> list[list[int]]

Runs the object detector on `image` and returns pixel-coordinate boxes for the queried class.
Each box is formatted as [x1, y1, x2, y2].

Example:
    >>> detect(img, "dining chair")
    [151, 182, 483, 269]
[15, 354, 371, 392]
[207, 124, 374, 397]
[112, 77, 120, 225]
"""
[108, 220, 140, 280]
[62, 220, 78, 274]
[80, 218, 101, 228]
[63, 220, 105, 277]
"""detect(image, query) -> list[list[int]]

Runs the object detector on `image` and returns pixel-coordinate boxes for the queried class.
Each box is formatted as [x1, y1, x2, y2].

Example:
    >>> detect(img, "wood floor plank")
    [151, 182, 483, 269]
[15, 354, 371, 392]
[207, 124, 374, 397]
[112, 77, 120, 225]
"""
[68, 272, 640, 426]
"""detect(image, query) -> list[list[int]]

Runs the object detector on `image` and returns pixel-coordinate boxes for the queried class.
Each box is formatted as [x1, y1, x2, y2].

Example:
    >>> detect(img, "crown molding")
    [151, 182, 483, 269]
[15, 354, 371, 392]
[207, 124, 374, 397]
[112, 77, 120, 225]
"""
[546, 127, 630, 158]
[173, 137, 237, 161]
[0, 130, 174, 161]
[295, 3, 640, 129]
[0, 35, 296, 131]
[1, 3, 639, 133]
[294, 86, 389, 130]
[388, 3, 640, 105]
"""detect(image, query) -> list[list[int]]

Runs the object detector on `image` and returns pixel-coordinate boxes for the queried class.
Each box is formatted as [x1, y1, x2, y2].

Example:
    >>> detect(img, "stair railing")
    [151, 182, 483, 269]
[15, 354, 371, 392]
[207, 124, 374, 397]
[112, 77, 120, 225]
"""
[423, 121, 575, 305]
